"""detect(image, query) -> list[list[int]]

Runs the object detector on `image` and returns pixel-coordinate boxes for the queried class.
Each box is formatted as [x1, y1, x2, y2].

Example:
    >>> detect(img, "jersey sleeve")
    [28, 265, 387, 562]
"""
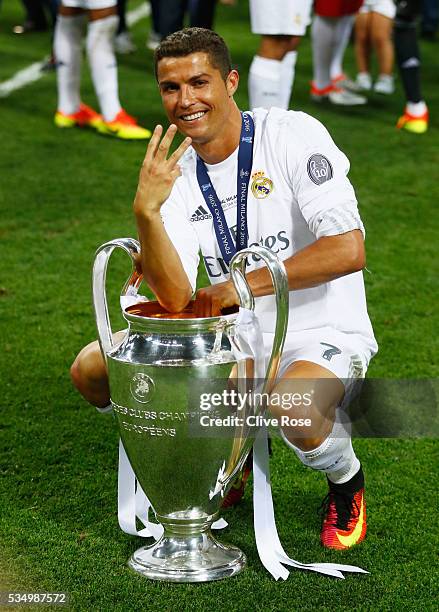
[160, 183, 200, 293]
[285, 112, 365, 239]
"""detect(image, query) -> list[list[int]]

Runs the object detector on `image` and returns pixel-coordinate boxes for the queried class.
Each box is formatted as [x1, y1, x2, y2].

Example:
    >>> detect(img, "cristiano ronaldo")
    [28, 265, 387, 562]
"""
[71, 28, 377, 551]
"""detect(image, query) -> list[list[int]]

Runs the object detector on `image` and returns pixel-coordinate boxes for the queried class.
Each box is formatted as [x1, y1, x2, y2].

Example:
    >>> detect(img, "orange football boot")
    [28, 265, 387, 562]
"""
[396, 109, 429, 134]
[54, 103, 103, 130]
[320, 467, 367, 550]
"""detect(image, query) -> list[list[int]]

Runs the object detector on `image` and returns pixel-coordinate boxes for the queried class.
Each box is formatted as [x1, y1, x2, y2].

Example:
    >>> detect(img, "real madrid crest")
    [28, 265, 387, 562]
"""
[251, 171, 274, 199]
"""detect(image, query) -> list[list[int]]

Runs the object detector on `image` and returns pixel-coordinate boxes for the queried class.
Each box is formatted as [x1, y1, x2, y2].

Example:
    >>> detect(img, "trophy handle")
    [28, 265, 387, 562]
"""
[92, 238, 142, 361]
[229, 246, 289, 394]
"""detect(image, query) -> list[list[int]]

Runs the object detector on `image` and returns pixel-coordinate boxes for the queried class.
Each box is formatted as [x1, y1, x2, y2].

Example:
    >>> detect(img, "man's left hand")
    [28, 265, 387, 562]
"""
[194, 281, 239, 317]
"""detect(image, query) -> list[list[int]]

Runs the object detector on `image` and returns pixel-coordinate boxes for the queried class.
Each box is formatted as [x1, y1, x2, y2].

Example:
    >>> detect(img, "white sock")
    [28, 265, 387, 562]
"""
[86, 15, 121, 122]
[377, 73, 393, 82]
[248, 55, 282, 110]
[279, 51, 297, 109]
[407, 100, 427, 116]
[330, 15, 354, 80]
[54, 14, 86, 115]
[282, 411, 360, 484]
[311, 15, 335, 90]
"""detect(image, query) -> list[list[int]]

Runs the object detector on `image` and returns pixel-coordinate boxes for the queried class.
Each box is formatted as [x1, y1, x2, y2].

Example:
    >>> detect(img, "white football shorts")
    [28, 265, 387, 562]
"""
[263, 326, 376, 404]
[61, 0, 117, 9]
[359, 0, 396, 19]
[250, 0, 313, 36]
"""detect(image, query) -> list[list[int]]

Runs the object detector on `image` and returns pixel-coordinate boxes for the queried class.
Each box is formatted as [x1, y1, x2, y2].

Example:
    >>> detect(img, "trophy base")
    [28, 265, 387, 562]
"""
[128, 531, 246, 583]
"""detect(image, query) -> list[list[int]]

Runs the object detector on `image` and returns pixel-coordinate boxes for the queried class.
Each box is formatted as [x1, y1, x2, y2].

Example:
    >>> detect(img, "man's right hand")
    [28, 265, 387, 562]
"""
[133, 124, 192, 217]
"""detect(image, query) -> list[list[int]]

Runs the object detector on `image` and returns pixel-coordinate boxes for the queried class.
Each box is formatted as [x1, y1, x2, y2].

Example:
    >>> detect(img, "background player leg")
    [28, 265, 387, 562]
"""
[371, 11, 395, 94]
[189, 0, 218, 29]
[158, 0, 186, 38]
[115, 0, 136, 54]
[248, 0, 312, 110]
[279, 50, 298, 109]
[146, 0, 161, 49]
[86, 7, 121, 122]
[87, 6, 151, 139]
[248, 35, 300, 109]
[54, 6, 97, 127]
[311, 15, 367, 105]
[394, 0, 428, 133]
[355, 10, 373, 90]
[329, 15, 358, 90]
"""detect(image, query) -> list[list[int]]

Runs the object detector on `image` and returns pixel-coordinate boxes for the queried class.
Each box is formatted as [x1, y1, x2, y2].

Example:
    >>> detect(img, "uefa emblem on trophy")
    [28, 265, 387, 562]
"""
[92, 238, 289, 582]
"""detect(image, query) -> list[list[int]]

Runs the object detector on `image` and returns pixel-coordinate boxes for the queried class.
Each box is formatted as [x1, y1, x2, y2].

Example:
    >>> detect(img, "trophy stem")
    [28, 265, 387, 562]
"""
[128, 522, 246, 583]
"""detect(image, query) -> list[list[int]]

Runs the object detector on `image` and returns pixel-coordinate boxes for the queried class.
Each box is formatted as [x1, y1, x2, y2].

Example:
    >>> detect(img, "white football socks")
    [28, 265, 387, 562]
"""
[86, 15, 121, 122]
[311, 15, 334, 89]
[248, 55, 282, 109]
[279, 51, 297, 109]
[54, 14, 86, 115]
[330, 15, 354, 80]
[407, 100, 427, 116]
[282, 411, 360, 484]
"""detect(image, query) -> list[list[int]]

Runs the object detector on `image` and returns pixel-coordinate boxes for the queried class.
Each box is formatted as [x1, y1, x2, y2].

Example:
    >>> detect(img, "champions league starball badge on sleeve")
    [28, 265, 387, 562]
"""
[92, 238, 289, 582]
[307, 153, 333, 185]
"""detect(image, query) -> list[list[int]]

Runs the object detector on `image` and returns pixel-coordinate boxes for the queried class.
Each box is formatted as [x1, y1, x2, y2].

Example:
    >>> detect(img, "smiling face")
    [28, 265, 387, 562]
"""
[157, 52, 239, 146]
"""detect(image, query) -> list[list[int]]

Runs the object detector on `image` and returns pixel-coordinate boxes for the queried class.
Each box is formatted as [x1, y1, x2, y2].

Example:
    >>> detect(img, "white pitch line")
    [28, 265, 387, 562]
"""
[127, 1, 150, 27]
[0, 60, 48, 98]
[0, 2, 151, 98]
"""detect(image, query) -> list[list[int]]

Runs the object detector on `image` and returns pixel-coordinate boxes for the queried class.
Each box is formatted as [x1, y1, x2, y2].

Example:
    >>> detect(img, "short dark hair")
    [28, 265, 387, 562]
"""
[154, 27, 232, 81]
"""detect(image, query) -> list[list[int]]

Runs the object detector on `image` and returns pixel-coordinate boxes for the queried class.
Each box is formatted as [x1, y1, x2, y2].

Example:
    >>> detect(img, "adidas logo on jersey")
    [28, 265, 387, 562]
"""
[190, 205, 212, 222]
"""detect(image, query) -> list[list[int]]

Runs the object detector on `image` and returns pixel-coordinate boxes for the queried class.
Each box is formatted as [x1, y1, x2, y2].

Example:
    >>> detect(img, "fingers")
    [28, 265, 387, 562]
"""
[154, 124, 178, 163]
[167, 136, 192, 167]
[194, 290, 222, 318]
[169, 165, 182, 182]
[194, 290, 209, 318]
[143, 125, 191, 173]
[144, 124, 163, 165]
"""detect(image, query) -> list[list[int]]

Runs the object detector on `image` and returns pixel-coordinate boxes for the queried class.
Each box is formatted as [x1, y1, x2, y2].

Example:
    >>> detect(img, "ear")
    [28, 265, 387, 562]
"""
[226, 69, 239, 97]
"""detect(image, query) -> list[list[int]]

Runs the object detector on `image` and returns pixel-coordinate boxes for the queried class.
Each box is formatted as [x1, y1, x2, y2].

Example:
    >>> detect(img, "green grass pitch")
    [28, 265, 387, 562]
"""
[0, 1, 438, 610]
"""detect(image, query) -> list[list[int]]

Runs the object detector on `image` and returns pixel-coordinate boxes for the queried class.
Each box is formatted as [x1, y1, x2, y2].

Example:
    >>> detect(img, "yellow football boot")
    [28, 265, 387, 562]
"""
[54, 103, 103, 130]
[98, 109, 151, 140]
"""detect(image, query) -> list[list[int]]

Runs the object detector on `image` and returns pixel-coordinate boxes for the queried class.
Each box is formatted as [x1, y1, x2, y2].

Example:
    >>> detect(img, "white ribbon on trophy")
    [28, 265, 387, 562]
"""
[117, 441, 227, 540]
[232, 308, 368, 581]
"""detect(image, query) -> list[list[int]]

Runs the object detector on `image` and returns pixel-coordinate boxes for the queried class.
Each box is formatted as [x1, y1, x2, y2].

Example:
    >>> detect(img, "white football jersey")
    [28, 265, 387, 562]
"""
[160, 108, 377, 352]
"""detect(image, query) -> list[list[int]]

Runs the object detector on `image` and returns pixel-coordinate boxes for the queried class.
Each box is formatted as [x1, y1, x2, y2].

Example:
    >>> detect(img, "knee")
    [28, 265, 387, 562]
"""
[371, 33, 388, 49]
[71, 345, 103, 385]
[259, 35, 297, 59]
[70, 342, 109, 407]
[355, 30, 369, 46]
[292, 435, 326, 452]
[286, 36, 301, 52]
[86, 12, 118, 51]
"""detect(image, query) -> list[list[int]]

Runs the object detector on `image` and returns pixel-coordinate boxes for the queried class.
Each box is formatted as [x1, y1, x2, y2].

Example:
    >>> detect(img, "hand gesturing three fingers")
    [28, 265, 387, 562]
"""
[134, 124, 192, 216]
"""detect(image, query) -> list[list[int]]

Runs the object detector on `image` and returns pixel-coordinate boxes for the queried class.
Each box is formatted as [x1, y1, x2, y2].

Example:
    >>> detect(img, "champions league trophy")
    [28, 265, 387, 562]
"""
[92, 238, 288, 582]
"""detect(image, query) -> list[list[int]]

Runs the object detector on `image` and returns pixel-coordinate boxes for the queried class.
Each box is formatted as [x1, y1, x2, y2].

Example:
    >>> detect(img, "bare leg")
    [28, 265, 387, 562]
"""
[269, 360, 344, 451]
[257, 34, 301, 60]
[371, 11, 394, 75]
[70, 331, 126, 408]
[355, 12, 372, 74]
